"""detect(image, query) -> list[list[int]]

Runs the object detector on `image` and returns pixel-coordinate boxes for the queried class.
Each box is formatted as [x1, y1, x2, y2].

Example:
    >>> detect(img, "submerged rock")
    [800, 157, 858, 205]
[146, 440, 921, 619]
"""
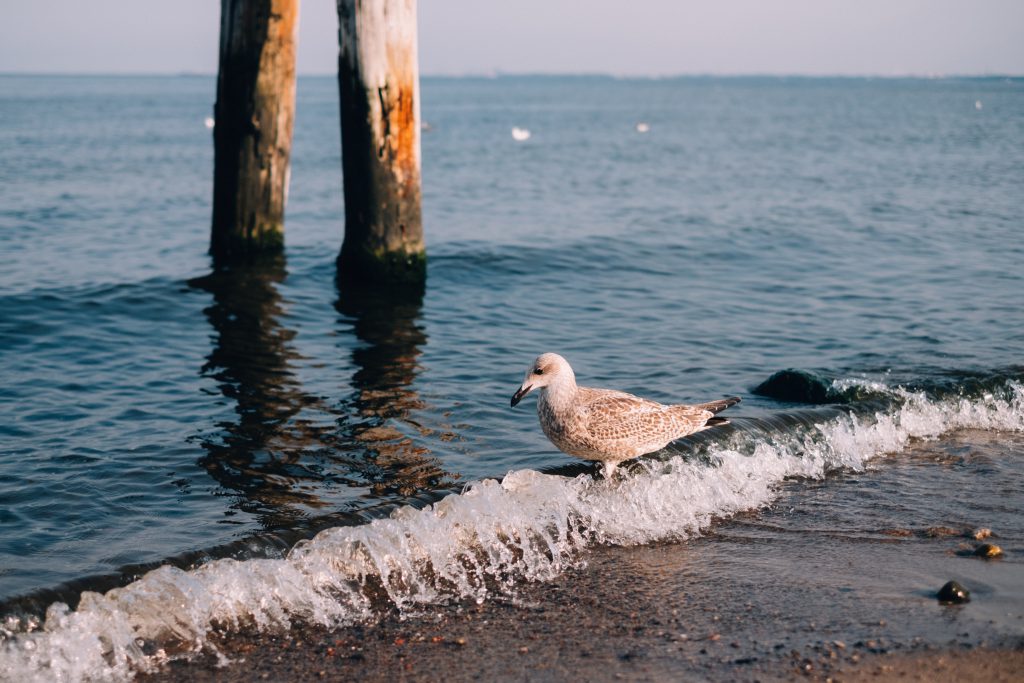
[974, 543, 1003, 559]
[937, 581, 971, 604]
[751, 370, 832, 403]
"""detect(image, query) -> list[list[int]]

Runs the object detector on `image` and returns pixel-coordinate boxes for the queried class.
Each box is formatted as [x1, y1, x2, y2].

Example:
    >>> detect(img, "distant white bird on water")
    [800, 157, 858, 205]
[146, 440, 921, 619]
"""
[511, 126, 531, 142]
[511, 353, 740, 477]
[204, 116, 215, 129]
[975, 100, 983, 110]
[635, 122, 650, 133]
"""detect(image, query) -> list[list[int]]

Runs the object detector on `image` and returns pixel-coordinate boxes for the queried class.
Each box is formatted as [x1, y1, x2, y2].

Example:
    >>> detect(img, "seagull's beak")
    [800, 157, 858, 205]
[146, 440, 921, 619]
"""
[511, 383, 533, 407]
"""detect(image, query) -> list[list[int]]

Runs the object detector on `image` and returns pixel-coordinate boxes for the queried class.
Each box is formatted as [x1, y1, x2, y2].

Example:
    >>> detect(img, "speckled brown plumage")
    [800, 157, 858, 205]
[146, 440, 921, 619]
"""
[511, 353, 740, 477]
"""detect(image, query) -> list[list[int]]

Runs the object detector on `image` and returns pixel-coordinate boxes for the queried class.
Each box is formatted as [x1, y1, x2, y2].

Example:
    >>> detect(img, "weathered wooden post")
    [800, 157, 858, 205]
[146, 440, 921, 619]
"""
[211, 0, 299, 262]
[336, 0, 426, 284]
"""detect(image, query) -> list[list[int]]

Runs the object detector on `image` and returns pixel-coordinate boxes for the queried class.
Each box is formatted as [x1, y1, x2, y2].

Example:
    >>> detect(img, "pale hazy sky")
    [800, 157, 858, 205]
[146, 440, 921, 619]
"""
[2, 0, 1022, 76]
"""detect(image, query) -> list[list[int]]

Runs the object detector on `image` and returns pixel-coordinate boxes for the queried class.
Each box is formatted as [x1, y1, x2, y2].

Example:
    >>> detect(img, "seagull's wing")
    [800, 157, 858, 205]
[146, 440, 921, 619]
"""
[576, 388, 712, 456]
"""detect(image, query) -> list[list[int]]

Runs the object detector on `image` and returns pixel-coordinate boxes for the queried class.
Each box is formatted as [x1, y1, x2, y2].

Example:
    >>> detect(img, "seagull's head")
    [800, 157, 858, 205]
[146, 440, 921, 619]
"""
[511, 353, 574, 407]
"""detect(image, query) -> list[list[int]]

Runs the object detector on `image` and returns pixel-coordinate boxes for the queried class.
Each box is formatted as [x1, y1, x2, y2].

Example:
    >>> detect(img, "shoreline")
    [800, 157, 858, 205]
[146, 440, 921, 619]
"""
[142, 431, 1024, 682]
[141, 538, 1022, 683]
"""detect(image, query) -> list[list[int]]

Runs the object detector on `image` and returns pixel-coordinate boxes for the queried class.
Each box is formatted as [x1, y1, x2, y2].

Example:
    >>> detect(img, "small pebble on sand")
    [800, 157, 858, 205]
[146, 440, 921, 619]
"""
[974, 543, 1003, 558]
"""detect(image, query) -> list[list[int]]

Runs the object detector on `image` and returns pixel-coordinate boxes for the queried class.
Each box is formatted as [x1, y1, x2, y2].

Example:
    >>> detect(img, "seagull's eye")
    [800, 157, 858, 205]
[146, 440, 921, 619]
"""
[534, 368, 544, 375]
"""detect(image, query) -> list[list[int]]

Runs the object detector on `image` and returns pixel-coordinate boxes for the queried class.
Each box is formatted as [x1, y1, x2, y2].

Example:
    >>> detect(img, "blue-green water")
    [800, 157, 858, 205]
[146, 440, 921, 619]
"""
[0, 75, 1022, 677]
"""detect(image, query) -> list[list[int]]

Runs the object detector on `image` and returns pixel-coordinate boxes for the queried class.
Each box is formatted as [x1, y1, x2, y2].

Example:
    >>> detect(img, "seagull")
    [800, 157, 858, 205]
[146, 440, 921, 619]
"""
[511, 126, 531, 142]
[511, 353, 740, 477]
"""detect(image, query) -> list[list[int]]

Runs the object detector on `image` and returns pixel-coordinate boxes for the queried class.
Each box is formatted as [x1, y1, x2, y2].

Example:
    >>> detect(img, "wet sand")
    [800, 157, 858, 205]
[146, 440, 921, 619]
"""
[142, 431, 1023, 681]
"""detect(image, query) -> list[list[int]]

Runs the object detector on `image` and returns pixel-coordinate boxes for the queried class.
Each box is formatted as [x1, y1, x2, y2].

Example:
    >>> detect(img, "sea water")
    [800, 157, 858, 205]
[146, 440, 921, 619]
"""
[1, 75, 1022, 680]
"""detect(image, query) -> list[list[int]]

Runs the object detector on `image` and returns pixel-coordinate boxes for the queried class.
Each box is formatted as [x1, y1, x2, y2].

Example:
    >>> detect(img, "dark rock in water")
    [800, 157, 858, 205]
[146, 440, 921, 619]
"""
[752, 368, 897, 403]
[937, 581, 971, 604]
[751, 370, 832, 403]
[974, 543, 1003, 559]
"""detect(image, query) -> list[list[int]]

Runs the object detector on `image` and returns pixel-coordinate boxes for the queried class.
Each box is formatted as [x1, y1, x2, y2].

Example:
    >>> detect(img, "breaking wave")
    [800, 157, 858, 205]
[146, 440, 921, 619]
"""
[2, 375, 1022, 681]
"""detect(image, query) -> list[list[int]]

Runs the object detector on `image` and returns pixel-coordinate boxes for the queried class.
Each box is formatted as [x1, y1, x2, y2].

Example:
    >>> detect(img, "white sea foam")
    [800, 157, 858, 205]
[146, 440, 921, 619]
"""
[830, 375, 893, 395]
[2, 382, 1022, 681]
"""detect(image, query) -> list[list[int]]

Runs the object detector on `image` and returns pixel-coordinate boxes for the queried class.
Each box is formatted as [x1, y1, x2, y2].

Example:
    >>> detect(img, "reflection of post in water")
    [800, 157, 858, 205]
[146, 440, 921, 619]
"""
[335, 279, 451, 497]
[189, 255, 337, 528]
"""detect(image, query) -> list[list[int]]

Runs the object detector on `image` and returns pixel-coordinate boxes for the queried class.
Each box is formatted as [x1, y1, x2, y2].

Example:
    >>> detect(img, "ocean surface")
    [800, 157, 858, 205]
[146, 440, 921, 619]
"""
[1, 74, 1022, 680]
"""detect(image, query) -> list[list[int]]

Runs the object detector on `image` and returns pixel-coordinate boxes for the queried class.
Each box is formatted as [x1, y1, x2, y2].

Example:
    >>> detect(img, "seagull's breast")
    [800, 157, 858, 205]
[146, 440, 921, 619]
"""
[537, 393, 598, 458]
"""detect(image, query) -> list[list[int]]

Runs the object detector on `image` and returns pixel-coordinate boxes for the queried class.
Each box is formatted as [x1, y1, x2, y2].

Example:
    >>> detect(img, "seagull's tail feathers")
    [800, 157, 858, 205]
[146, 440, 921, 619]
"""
[694, 397, 740, 430]
[694, 396, 741, 415]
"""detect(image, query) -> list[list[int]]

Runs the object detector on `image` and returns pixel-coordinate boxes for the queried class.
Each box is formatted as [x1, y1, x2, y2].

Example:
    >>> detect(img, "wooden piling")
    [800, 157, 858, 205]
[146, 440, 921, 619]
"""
[211, 0, 299, 262]
[336, 0, 426, 284]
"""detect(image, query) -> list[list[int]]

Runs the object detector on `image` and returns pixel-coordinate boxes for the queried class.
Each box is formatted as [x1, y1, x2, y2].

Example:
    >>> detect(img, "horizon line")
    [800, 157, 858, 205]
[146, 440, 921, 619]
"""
[2, 70, 1021, 80]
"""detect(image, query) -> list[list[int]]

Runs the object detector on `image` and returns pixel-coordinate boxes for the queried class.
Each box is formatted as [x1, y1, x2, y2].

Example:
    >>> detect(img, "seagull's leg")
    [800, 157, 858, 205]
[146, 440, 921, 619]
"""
[602, 461, 618, 479]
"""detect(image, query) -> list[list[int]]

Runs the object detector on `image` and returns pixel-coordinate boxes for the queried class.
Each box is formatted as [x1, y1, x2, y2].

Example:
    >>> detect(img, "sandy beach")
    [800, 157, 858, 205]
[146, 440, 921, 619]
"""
[140, 538, 1023, 682]
[142, 431, 1023, 682]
